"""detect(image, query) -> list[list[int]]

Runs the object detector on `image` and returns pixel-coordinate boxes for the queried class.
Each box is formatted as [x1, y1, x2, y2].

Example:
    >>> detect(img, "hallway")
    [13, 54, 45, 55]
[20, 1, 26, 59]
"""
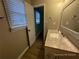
[21, 36, 44, 59]
[1, 0, 79, 59]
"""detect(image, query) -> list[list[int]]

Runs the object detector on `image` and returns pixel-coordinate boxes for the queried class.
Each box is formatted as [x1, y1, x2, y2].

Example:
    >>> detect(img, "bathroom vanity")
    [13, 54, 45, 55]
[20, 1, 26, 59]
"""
[45, 30, 79, 59]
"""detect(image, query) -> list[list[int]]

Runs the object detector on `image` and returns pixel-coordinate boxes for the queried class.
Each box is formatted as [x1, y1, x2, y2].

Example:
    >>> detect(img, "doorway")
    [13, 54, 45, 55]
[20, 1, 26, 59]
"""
[34, 6, 44, 40]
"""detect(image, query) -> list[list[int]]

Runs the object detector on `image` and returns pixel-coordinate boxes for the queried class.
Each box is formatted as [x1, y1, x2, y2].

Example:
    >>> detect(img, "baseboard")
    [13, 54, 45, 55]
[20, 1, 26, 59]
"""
[17, 46, 29, 59]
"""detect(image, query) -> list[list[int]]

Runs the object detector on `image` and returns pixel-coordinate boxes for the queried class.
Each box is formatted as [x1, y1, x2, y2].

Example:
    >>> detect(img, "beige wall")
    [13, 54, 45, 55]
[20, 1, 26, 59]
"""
[0, 0, 29, 59]
[44, 0, 63, 36]
[31, 0, 44, 6]
[26, 0, 31, 4]
[61, 0, 79, 32]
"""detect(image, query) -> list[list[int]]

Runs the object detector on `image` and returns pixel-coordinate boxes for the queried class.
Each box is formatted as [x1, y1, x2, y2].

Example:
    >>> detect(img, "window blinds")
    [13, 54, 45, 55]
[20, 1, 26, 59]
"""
[4, 0, 27, 29]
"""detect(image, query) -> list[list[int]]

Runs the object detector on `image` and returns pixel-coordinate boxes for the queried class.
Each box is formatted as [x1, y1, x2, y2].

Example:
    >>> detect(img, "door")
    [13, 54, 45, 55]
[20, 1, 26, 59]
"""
[25, 2, 36, 46]
[34, 6, 44, 39]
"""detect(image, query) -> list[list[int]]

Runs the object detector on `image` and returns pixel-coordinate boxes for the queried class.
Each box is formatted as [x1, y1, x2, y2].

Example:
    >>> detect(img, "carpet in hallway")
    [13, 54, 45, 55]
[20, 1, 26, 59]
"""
[21, 39, 44, 59]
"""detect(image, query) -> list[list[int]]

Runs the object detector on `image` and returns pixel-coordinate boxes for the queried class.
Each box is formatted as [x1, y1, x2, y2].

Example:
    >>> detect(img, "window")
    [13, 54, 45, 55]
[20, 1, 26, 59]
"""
[35, 11, 40, 24]
[3, 0, 27, 29]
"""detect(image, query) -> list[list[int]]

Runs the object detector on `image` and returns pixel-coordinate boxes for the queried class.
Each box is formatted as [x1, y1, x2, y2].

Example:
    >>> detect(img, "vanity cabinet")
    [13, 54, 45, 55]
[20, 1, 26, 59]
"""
[45, 47, 79, 59]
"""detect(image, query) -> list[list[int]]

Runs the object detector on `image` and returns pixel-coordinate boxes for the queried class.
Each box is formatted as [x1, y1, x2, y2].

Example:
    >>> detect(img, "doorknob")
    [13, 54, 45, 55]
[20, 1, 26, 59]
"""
[26, 28, 30, 32]
[28, 29, 30, 32]
[0, 16, 4, 19]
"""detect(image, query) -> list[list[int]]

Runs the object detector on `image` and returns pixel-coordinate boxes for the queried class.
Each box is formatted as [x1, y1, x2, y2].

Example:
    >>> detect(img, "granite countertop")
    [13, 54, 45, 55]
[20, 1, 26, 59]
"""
[45, 30, 79, 53]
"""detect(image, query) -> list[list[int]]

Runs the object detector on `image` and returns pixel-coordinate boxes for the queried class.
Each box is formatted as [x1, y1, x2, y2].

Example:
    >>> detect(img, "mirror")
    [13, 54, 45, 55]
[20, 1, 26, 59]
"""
[60, 0, 79, 33]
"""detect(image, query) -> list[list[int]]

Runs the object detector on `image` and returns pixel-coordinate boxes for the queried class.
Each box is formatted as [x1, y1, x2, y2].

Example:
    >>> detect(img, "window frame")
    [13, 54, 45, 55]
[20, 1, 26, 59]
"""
[3, 0, 27, 31]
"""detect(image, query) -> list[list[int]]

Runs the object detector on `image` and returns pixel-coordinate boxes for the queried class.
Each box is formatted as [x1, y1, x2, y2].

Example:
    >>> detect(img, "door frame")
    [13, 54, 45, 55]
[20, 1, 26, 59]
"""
[33, 3, 44, 8]
[25, 3, 44, 48]
[34, 5, 44, 39]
